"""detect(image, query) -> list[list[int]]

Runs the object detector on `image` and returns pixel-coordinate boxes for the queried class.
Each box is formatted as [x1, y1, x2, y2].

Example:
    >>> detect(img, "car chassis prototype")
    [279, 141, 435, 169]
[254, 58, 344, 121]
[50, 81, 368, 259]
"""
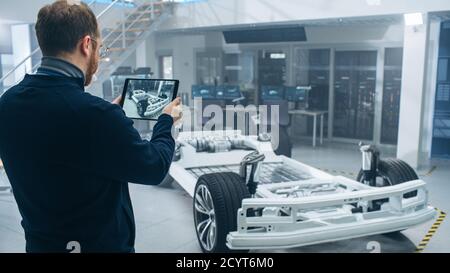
[167, 130, 436, 253]
[130, 90, 170, 118]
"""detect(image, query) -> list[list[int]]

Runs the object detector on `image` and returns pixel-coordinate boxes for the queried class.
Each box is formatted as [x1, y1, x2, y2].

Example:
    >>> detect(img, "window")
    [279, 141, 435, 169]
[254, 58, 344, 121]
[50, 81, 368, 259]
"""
[196, 51, 222, 85]
[333, 50, 377, 140]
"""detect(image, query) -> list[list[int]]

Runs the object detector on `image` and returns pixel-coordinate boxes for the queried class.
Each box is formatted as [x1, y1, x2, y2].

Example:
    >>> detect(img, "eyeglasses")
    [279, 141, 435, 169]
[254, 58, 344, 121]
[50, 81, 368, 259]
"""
[99, 46, 110, 59]
[91, 38, 110, 59]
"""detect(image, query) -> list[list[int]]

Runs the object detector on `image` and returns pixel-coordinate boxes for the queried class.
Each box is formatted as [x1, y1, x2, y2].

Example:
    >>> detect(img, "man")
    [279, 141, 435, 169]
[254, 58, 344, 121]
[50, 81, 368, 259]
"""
[0, 0, 180, 253]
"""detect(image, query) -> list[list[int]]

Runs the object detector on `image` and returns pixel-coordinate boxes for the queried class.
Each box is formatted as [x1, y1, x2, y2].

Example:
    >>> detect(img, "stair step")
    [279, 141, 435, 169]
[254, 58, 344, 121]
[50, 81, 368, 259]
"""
[110, 28, 148, 33]
[124, 18, 154, 24]
[136, 1, 165, 12]
[139, 1, 165, 7]
[104, 37, 142, 43]
[127, 9, 162, 17]
[103, 29, 139, 36]
[108, 47, 126, 52]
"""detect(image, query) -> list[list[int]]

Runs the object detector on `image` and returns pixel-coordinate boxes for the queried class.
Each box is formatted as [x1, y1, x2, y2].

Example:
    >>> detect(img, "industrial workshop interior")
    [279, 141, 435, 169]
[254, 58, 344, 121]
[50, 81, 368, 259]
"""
[0, 0, 450, 256]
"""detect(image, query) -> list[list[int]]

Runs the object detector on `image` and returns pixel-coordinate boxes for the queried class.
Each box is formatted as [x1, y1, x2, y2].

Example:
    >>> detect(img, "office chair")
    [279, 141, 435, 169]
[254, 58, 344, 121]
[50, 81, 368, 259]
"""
[260, 99, 292, 158]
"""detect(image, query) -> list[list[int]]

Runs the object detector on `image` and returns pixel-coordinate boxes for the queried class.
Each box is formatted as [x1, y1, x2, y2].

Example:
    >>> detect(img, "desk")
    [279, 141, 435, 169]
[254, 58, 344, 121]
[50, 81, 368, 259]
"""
[289, 110, 328, 147]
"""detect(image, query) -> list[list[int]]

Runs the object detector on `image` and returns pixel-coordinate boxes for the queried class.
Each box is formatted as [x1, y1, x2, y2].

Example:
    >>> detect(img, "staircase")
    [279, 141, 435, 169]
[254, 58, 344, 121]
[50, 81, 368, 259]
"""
[0, 0, 174, 98]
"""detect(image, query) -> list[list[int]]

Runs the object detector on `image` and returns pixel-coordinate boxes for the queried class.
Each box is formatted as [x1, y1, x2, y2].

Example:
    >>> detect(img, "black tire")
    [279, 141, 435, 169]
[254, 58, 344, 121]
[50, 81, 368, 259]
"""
[137, 101, 148, 117]
[356, 158, 419, 199]
[193, 172, 250, 253]
[356, 159, 419, 235]
[137, 104, 144, 117]
[273, 126, 292, 158]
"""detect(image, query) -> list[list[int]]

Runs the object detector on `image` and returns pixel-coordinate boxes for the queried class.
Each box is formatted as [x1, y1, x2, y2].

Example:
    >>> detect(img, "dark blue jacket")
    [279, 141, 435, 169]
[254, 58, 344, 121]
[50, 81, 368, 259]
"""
[0, 74, 175, 253]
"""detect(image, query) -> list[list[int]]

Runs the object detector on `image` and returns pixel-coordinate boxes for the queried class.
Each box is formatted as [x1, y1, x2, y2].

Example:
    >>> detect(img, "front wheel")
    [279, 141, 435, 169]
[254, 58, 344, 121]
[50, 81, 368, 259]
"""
[137, 101, 148, 117]
[356, 158, 419, 198]
[193, 172, 250, 253]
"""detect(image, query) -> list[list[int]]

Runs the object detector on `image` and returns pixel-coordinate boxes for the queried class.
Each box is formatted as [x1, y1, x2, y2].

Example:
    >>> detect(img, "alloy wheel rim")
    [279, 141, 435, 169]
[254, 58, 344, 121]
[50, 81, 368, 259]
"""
[194, 184, 217, 251]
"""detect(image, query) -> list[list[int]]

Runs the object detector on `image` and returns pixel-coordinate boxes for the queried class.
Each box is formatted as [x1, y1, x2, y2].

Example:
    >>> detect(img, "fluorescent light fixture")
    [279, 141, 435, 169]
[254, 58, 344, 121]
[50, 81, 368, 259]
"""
[225, 66, 242, 71]
[404, 13, 423, 26]
[270, 53, 286, 59]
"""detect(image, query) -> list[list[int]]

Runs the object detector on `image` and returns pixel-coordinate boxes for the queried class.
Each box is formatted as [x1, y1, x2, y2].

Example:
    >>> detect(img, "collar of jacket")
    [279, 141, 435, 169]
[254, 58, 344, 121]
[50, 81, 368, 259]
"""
[19, 74, 86, 91]
[37, 56, 85, 80]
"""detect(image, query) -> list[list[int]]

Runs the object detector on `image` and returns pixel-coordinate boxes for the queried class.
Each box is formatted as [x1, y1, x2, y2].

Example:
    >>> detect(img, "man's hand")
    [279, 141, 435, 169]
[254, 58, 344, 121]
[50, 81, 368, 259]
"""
[163, 97, 182, 124]
[112, 95, 122, 105]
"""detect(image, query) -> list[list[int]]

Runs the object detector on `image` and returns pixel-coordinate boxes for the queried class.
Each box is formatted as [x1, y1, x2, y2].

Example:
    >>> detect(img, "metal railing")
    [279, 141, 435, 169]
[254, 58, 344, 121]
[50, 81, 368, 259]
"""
[101, 1, 161, 51]
[0, 0, 169, 94]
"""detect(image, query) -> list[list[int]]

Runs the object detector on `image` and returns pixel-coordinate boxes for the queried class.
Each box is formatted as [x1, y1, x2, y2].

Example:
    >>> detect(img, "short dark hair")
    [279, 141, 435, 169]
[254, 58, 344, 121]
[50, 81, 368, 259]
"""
[35, 0, 99, 56]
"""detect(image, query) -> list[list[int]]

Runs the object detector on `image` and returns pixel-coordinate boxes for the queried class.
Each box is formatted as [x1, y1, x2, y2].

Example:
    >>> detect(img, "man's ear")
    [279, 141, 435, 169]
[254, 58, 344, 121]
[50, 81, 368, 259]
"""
[79, 35, 92, 57]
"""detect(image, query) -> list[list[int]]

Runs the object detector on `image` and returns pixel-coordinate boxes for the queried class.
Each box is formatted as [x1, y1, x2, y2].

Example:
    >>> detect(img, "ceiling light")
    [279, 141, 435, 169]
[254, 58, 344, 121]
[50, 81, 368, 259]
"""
[404, 13, 423, 26]
[270, 53, 286, 59]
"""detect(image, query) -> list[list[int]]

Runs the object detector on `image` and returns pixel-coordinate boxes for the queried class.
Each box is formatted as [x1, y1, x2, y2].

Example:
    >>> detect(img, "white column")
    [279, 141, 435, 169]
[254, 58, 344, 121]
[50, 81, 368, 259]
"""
[11, 24, 31, 83]
[136, 40, 147, 68]
[373, 48, 385, 145]
[328, 48, 335, 140]
[397, 14, 430, 169]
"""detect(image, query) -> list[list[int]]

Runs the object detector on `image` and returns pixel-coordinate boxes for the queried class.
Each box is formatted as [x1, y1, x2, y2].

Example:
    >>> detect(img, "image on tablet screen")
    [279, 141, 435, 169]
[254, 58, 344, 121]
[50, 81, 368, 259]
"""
[123, 79, 176, 120]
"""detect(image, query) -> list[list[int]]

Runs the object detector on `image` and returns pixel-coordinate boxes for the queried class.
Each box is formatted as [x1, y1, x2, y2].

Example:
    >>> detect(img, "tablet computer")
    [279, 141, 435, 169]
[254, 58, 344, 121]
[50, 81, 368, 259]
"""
[120, 78, 179, 120]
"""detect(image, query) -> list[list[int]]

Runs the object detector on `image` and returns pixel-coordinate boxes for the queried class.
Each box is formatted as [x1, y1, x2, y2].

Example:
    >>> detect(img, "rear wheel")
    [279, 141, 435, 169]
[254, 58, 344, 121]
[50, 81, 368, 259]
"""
[193, 172, 250, 253]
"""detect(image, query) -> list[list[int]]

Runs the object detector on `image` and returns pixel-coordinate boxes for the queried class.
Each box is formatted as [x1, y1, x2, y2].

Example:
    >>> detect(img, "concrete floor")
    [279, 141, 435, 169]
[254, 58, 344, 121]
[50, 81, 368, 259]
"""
[0, 140, 448, 253]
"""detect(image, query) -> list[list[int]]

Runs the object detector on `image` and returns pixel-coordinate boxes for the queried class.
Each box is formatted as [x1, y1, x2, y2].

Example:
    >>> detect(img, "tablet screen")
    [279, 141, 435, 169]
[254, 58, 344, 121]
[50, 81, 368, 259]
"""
[121, 79, 179, 120]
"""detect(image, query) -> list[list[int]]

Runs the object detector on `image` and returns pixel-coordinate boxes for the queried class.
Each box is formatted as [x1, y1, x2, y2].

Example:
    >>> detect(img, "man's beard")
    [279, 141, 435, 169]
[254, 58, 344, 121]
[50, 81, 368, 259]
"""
[85, 53, 99, 86]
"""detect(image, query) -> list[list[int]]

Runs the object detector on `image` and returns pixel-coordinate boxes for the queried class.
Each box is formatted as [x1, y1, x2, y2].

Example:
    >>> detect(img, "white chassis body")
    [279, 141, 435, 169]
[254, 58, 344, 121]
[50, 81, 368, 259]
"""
[169, 130, 436, 250]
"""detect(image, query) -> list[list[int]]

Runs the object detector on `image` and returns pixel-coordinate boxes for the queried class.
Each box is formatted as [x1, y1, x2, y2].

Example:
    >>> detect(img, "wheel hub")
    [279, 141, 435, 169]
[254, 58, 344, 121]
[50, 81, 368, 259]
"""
[194, 185, 217, 251]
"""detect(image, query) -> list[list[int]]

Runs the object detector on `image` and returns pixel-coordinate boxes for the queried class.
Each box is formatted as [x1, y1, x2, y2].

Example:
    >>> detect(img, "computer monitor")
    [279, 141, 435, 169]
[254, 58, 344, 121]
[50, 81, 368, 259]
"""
[285, 86, 310, 102]
[215, 85, 241, 100]
[192, 85, 216, 100]
[261, 86, 285, 101]
[308, 84, 329, 110]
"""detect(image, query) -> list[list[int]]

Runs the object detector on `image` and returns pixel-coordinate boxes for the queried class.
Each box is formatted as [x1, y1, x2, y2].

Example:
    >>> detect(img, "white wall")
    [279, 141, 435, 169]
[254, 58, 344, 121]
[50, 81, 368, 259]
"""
[162, 0, 450, 30]
[397, 16, 430, 169]
[148, 33, 206, 97]
[0, 0, 53, 23]
[153, 23, 404, 51]
[121, 51, 137, 68]
[420, 19, 442, 164]
[136, 41, 147, 68]
[306, 24, 404, 45]
[121, 33, 208, 99]
[11, 24, 31, 84]
[147, 22, 403, 90]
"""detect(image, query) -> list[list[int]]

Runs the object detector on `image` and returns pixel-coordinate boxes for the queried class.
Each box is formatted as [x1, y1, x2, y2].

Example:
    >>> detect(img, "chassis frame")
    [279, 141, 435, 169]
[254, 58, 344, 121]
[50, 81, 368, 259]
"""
[168, 130, 436, 250]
